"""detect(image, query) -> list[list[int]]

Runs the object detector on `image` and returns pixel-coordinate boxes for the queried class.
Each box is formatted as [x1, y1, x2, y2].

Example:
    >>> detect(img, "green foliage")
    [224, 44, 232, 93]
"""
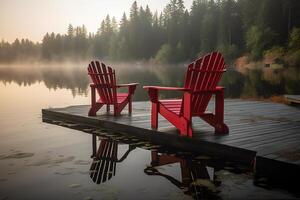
[199, 2, 219, 54]
[175, 42, 185, 62]
[155, 42, 186, 63]
[220, 70, 245, 98]
[288, 28, 300, 51]
[285, 50, 300, 68]
[246, 25, 277, 60]
[217, 44, 239, 63]
[264, 46, 285, 57]
[263, 46, 285, 64]
[284, 68, 300, 94]
[155, 43, 173, 63]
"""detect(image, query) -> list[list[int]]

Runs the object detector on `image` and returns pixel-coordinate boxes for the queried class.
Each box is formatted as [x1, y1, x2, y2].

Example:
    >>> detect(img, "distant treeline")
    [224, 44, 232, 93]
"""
[0, 0, 300, 64]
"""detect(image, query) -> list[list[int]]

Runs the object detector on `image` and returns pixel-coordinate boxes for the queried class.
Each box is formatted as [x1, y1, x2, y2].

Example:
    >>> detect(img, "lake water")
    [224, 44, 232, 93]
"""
[0, 62, 299, 199]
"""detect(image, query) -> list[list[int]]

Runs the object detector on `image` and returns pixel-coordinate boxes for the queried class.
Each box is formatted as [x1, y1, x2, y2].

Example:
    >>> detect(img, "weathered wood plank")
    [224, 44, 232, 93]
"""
[285, 95, 300, 104]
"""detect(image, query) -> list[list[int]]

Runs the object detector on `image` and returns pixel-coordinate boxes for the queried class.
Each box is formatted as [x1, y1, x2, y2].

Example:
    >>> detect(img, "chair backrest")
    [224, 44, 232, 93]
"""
[88, 61, 117, 104]
[183, 51, 226, 115]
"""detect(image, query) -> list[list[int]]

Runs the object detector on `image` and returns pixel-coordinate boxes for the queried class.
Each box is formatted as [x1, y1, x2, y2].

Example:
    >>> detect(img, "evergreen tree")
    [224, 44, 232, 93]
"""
[67, 24, 74, 38]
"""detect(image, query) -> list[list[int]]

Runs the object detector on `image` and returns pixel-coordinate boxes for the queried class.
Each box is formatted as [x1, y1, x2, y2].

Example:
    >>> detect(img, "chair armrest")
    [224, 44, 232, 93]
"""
[116, 83, 139, 88]
[143, 86, 189, 91]
[144, 86, 189, 103]
[90, 83, 114, 88]
[90, 83, 98, 88]
[117, 83, 138, 95]
[192, 86, 225, 94]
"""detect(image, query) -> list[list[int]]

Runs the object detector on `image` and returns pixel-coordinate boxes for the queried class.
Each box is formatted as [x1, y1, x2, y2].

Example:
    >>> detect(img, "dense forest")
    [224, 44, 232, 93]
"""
[0, 0, 300, 66]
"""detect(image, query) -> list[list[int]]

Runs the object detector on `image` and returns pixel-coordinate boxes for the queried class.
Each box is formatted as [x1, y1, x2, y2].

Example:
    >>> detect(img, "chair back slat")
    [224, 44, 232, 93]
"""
[183, 52, 226, 115]
[106, 64, 117, 104]
[88, 61, 117, 104]
[95, 61, 109, 102]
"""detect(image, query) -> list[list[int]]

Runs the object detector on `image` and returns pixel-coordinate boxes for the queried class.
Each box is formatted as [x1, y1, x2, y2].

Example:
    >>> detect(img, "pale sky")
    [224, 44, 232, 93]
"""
[0, 0, 193, 43]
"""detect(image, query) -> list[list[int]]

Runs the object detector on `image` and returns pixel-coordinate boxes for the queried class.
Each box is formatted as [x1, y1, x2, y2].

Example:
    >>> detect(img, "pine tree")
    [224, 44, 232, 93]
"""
[67, 24, 74, 38]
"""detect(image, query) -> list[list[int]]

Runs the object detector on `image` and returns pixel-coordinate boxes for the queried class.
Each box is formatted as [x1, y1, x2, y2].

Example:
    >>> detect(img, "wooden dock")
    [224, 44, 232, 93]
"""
[42, 99, 300, 180]
[285, 95, 300, 105]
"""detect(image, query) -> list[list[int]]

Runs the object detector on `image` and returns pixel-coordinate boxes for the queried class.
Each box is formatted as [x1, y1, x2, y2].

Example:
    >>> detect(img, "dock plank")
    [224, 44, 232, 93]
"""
[285, 95, 300, 104]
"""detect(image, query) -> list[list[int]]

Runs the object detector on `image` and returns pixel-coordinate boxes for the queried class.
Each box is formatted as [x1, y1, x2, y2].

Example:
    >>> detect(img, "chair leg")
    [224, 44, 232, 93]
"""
[215, 123, 229, 134]
[113, 107, 118, 116]
[89, 85, 103, 116]
[187, 123, 193, 137]
[113, 104, 122, 116]
[182, 92, 192, 137]
[106, 104, 110, 113]
[151, 102, 158, 129]
[88, 103, 103, 116]
[128, 97, 132, 115]
[179, 118, 192, 137]
[215, 89, 229, 134]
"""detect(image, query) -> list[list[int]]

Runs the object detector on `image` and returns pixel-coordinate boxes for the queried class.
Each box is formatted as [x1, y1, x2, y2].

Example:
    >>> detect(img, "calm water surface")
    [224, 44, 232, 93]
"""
[0, 62, 299, 199]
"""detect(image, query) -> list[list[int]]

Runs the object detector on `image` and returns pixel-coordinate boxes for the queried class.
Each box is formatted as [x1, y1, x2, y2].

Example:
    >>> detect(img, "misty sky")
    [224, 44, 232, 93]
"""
[0, 0, 193, 43]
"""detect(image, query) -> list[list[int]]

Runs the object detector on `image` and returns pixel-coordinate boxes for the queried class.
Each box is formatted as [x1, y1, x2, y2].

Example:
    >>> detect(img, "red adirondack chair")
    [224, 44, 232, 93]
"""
[88, 61, 138, 116]
[143, 51, 229, 137]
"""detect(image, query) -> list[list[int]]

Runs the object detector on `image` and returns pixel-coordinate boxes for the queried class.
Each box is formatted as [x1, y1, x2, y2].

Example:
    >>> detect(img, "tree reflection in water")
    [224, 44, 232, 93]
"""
[1, 62, 299, 99]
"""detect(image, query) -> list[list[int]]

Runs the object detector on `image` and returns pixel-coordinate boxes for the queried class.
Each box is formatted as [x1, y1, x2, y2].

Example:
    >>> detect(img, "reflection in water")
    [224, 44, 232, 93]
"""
[88, 133, 228, 199]
[1, 62, 299, 99]
[145, 150, 219, 199]
[85, 130, 300, 199]
[41, 117, 299, 199]
[221, 68, 300, 98]
[90, 134, 135, 184]
[0, 63, 89, 97]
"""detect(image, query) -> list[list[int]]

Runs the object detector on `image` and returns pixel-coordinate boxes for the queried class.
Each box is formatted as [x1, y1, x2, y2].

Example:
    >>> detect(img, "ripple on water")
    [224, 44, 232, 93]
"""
[69, 184, 82, 188]
[26, 156, 75, 166]
[0, 196, 8, 200]
[0, 152, 34, 160]
[74, 160, 91, 165]
[0, 178, 7, 182]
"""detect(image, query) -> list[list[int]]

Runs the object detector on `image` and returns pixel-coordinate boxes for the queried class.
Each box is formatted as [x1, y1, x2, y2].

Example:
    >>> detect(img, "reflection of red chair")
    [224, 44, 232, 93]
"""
[90, 135, 135, 184]
[144, 52, 229, 137]
[90, 138, 118, 184]
[88, 61, 138, 116]
[145, 150, 212, 197]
